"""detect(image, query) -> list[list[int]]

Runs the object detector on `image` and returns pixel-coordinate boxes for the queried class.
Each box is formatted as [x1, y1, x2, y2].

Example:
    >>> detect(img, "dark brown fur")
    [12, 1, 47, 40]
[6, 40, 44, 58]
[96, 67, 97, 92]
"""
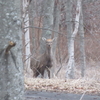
[30, 38, 54, 78]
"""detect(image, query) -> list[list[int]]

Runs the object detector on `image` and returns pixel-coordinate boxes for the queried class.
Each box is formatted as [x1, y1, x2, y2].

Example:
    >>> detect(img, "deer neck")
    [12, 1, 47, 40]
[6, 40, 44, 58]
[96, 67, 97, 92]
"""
[45, 46, 52, 58]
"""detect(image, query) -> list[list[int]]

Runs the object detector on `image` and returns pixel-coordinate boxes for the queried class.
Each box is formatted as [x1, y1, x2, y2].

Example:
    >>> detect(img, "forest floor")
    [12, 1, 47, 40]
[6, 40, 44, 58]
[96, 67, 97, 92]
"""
[25, 77, 100, 100]
[24, 67, 100, 95]
[24, 64, 100, 99]
[25, 78, 100, 95]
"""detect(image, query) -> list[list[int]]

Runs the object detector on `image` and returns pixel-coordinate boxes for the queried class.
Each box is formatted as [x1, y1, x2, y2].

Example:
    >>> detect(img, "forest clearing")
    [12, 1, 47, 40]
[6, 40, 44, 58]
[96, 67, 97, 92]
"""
[0, 0, 100, 100]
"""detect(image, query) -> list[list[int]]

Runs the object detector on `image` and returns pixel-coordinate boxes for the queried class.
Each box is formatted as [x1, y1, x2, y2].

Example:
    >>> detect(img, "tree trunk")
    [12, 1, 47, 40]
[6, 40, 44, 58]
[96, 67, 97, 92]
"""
[52, 0, 61, 77]
[65, 0, 73, 55]
[41, 0, 54, 78]
[79, 1, 86, 77]
[22, 0, 31, 72]
[29, 0, 37, 77]
[66, 0, 82, 79]
[0, 0, 24, 100]
[29, 0, 35, 55]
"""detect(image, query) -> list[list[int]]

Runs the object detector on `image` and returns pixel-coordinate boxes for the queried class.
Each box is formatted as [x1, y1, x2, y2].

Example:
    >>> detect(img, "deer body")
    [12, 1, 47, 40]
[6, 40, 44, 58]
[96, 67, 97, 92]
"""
[30, 38, 54, 78]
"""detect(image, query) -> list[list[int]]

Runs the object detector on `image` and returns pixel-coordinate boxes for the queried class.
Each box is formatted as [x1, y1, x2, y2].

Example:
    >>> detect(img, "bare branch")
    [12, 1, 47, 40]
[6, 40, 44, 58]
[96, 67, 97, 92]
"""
[5, 41, 16, 54]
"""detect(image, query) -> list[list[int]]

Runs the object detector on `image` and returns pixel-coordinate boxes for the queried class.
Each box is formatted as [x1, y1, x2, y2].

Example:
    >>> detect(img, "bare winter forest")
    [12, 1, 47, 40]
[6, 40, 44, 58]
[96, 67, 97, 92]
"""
[1, 0, 100, 100]
[21, 0, 100, 96]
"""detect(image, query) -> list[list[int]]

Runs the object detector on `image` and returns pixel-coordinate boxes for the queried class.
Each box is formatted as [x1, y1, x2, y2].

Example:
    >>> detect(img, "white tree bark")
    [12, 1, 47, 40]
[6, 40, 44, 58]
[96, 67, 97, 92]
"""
[65, 0, 73, 55]
[66, 0, 82, 79]
[22, 0, 31, 71]
[0, 0, 24, 100]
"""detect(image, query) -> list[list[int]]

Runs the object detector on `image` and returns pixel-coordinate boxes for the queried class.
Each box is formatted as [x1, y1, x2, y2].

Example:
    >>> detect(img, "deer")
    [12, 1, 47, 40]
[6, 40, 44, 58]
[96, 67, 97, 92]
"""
[30, 37, 55, 79]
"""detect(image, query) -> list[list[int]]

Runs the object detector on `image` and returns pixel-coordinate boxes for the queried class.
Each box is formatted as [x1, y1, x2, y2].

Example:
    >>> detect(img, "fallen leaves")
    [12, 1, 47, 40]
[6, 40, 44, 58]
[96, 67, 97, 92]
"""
[25, 77, 100, 94]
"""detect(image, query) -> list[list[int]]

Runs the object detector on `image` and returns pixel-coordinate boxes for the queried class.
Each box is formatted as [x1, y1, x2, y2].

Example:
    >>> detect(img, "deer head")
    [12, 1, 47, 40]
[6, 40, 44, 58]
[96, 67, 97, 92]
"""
[42, 37, 56, 46]
[42, 37, 56, 57]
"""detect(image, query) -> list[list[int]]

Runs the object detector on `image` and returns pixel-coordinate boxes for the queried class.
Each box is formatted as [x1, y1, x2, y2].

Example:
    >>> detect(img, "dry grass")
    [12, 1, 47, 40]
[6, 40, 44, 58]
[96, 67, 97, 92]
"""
[25, 64, 100, 95]
[25, 77, 100, 95]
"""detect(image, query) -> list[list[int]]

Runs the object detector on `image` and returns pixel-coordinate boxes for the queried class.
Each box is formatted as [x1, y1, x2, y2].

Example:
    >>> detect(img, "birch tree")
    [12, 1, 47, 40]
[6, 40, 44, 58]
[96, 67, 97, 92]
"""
[22, 0, 31, 72]
[66, 0, 82, 79]
[0, 0, 24, 100]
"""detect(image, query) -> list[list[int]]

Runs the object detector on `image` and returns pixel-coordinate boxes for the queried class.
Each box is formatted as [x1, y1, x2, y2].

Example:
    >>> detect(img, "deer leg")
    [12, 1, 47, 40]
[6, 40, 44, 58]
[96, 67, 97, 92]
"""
[41, 69, 45, 78]
[40, 66, 45, 78]
[33, 71, 39, 78]
[46, 67, 50, 79]
[33, 66, 41, 78]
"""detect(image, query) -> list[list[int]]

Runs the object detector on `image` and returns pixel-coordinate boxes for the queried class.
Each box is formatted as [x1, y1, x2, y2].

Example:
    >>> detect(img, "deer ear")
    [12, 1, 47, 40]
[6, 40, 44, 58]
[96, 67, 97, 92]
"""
[42, 37, 46, 41]
[52, 37, 57, 41]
